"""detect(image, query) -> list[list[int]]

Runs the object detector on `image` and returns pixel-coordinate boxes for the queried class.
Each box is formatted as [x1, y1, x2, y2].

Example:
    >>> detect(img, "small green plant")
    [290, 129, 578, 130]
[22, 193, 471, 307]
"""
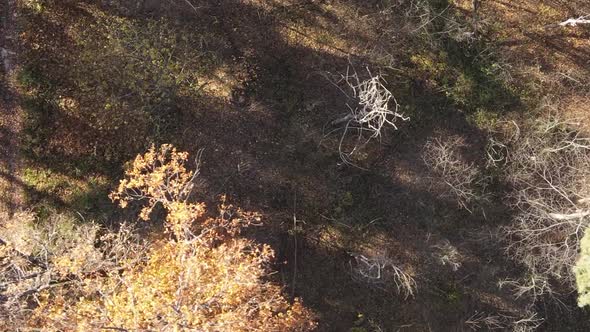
[22, 166, 110, 214]
[22, 168, 66, 194]
[448, 73, 474, 106]
[341, 191, 354, 207]
[350, 328, 367, 332]
[333, 191, 354, 216]
[17, 67, 44, 89]
[22, 0, 45, 13]
[439, 281, 463, 306]
[468, 109, 499, 129]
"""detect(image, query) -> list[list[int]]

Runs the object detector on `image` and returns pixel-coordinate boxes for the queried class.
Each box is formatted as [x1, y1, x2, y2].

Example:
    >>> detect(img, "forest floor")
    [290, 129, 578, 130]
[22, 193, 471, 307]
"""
[0, 0, 22, 215]
[5, 0, 590, 331]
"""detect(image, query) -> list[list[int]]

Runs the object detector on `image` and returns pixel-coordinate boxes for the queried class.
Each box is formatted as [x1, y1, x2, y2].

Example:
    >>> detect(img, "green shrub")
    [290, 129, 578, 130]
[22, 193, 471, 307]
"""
[575, 228, 590, 307]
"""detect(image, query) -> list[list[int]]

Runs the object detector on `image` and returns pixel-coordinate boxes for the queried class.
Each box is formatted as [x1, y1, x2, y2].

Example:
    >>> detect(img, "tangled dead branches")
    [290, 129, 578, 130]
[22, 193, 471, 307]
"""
[464, 311, 542, 331]
[491, 118, 590, 298]
[348, 252, 416, 299]
[327, 66, 409, 166]
[423, 136, 490, 214]
[0, 212, 143, 328]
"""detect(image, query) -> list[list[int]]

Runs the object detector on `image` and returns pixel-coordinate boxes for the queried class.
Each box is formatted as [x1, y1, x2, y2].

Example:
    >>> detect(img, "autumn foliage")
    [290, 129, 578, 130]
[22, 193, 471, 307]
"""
[2, 145, 315, 331]
[109, 144, 207, 236]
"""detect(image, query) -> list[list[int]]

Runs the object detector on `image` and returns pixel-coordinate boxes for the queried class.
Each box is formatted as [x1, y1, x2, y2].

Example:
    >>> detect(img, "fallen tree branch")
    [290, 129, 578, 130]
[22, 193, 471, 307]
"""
[559, 16, 590, 27]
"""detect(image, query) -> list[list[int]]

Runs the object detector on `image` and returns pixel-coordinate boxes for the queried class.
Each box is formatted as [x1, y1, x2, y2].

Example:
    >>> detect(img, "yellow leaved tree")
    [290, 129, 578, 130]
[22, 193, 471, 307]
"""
[25, 145, 315, 331]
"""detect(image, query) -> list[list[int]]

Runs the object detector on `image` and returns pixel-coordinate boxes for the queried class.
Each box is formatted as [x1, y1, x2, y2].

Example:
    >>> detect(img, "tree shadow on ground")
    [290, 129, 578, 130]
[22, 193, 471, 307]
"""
[10, 0, 590, 330]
